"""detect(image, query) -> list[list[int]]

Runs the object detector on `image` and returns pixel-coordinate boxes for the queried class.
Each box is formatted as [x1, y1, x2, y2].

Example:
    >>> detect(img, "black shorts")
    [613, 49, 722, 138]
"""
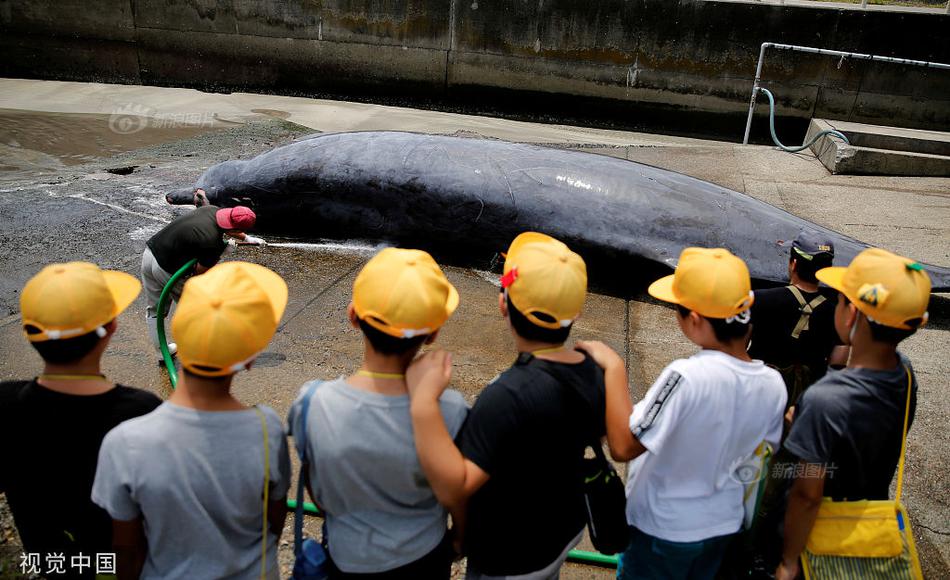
[329, 533, 454, 580]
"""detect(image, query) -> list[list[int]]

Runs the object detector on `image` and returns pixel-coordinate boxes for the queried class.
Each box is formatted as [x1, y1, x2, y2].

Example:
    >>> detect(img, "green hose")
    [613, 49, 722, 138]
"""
[758, 88, 849, 153]
[156, 258, 198, 389]
[286, 499, 620, 568]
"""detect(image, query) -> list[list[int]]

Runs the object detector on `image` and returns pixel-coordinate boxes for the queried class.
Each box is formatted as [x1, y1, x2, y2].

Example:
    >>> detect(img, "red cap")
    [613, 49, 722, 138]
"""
[216, 206, 256, 231]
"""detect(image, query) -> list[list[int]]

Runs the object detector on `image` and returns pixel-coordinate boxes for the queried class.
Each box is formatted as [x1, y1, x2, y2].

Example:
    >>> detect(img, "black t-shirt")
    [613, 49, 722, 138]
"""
[0, 380, 162, 575]
[748, 286, 839, 375]
[146, 205, 227, 272]
[783, 355, 917, 501]
[458, 353, 606, 575]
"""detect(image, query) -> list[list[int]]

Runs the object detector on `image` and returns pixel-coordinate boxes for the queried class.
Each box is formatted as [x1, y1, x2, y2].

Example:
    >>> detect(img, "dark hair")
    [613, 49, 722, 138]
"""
[357, 318, 429, 356]
[838, 296, 918, 345]
[25, 326, 102, 364]
[675, 305, 752, 343]
[790, 251, 833, 285]
[868, 321, 916, 345]
[505, 293, 572, 344]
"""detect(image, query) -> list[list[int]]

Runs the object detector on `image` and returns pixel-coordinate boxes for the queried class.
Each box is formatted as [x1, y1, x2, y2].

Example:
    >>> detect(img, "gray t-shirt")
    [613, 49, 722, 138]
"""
[288, 378, 469, 573]
[92, 402, 290, 579]
[784, 354, 917, 501]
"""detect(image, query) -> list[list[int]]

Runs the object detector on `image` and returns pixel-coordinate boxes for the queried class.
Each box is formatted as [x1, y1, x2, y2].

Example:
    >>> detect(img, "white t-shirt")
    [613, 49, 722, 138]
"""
[625, 350, 786, 542]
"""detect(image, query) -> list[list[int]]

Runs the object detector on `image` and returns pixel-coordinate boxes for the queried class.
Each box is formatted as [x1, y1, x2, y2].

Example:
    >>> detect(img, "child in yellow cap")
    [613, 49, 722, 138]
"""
[577, 247, 787, 579]
[1, 262, 161, 575]
[287, 247, 467, 578]
[91, 261, 291, 580]
[408, 232, 606, 578]
[775, 248, 930, 580]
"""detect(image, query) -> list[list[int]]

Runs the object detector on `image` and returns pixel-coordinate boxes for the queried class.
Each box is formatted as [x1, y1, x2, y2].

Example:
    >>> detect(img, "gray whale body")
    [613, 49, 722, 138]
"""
[166, 131, 950, 292]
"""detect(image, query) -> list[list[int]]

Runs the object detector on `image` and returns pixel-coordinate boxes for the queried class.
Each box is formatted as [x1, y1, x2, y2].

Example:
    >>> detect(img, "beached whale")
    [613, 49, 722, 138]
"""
[165, 131, 950, 292]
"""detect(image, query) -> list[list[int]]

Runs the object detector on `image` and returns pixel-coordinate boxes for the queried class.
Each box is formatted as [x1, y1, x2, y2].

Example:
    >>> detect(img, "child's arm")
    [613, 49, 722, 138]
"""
[268, 497, 289, 539]
[113, 517, 147, 580]
[775, 463, 826, 580]
[575, 340, 647, 462]
[407, 349, 489, 510]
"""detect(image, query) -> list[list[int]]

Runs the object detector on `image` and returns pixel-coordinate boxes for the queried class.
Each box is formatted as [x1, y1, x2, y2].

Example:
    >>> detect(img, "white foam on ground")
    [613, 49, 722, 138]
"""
[267, 241, 385, 256]
[473, 269, 502, 287]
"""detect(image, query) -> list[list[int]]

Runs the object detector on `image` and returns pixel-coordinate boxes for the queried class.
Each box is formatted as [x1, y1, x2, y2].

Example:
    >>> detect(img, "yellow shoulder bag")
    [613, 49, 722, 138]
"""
[802, 366, 923, 580]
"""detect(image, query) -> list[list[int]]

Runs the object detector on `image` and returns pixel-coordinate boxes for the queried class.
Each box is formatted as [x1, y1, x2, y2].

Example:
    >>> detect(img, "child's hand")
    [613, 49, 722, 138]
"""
[407, 349, 453, 401]
[575, 340, 625, 372]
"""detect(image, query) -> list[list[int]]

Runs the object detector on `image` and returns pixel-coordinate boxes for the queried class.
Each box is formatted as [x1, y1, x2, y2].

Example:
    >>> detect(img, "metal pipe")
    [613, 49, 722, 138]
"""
[286, 498, 621, 568]
[742, 42, 770, 144]
[742, 42, 950, 144]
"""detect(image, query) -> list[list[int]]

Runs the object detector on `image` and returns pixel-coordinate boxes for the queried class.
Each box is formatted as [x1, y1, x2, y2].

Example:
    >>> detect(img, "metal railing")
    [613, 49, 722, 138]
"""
[742, 42, 950, 144]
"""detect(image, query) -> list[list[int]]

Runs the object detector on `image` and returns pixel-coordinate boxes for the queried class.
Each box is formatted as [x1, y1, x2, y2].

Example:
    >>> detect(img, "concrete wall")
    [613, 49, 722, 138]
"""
[1, 0, 948, 139]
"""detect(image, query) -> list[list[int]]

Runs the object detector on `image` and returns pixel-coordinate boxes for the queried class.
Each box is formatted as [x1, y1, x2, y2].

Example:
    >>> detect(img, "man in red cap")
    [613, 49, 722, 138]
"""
[141, 205, 265, 355]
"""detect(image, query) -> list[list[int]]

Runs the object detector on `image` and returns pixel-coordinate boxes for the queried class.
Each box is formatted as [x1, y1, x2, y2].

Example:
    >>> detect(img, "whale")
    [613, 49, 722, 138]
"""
[165, 131, 950, 292]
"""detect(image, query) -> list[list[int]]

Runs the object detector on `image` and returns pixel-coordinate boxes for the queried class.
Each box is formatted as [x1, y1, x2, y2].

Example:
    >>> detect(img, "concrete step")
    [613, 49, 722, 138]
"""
[806, 119, 950, 177]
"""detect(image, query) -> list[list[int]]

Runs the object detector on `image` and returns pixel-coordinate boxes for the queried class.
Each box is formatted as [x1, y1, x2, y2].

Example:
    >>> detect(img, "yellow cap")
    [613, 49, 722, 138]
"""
[21, 262, 141, 342]
[649, 247, 754, 319]
[352, 248, 459, 338]
[816, 248, 930, 330]
[501, 232, 587, 330]
[172, 262, 288, 377]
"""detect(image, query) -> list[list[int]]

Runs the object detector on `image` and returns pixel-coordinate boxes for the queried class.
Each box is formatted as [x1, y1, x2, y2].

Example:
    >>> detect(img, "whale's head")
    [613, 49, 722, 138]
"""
[166, 187, 199, 206]
[165, 187, 218, 207]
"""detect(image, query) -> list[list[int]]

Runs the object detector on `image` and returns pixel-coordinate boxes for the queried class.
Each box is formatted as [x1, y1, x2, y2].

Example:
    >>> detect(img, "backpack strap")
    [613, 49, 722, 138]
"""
[895, 366, 913, 503]
[293, 381, 323, 558]
[787, 286, 827, 339]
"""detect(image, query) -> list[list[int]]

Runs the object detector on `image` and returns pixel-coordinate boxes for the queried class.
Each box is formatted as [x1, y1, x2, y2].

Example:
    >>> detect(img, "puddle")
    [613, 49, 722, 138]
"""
[0, 109, 226, 173]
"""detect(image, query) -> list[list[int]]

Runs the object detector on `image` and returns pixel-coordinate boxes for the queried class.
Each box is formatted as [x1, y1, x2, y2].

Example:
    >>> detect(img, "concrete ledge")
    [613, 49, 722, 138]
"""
[807, 118, 950, 176]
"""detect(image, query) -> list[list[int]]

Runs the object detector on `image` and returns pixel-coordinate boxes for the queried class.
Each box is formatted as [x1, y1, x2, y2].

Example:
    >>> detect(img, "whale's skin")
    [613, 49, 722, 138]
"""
[166, 131, 950, 291]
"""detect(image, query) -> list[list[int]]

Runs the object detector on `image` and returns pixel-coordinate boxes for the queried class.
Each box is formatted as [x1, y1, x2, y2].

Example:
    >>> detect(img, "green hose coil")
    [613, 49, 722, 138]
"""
[758, 88, 850, 153]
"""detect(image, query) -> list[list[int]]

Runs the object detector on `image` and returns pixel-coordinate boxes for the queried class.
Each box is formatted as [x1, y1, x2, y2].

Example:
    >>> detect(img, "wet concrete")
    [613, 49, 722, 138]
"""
[0, 86, 948, 578]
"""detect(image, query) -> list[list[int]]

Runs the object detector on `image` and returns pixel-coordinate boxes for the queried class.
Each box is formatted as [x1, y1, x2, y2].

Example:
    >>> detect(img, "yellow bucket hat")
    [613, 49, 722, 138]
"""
[21, 262, 140, 341]
[501, 232, 587, 330]
[172, 261, 288, 377]
[649, 247, 754, 319]
[816, 248, 930, 330]
[352, 248, 459, 339]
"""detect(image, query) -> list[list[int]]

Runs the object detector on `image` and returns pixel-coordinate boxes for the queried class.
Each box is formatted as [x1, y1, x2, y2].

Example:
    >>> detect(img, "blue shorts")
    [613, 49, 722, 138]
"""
[616, 527, 735, 580]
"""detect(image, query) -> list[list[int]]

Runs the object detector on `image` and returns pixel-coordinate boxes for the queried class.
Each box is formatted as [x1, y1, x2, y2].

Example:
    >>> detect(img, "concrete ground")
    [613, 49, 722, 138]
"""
[0, 79, 947, 579]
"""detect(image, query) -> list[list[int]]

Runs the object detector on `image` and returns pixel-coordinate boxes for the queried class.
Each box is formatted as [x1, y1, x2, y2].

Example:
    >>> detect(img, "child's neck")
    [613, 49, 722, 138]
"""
[848, 332, 900, 371]
[514, 335, 584, 363]
[701, 341, 753, 362]
[170, 373, 246, 411]
[38, 358, 113, 396]
[348, 348, 412, 396]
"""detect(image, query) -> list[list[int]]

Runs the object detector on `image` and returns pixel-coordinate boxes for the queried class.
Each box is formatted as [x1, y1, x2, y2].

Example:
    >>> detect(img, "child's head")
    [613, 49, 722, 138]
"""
[788, 231, 834, 284]
[21, 262, 141, 365]
[172, 261, 288, 379]
[499, 232, 587, 345]
[816, 248, 930, 347]
[649, 247, 754, 348]
[350, 248, 458, 358]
